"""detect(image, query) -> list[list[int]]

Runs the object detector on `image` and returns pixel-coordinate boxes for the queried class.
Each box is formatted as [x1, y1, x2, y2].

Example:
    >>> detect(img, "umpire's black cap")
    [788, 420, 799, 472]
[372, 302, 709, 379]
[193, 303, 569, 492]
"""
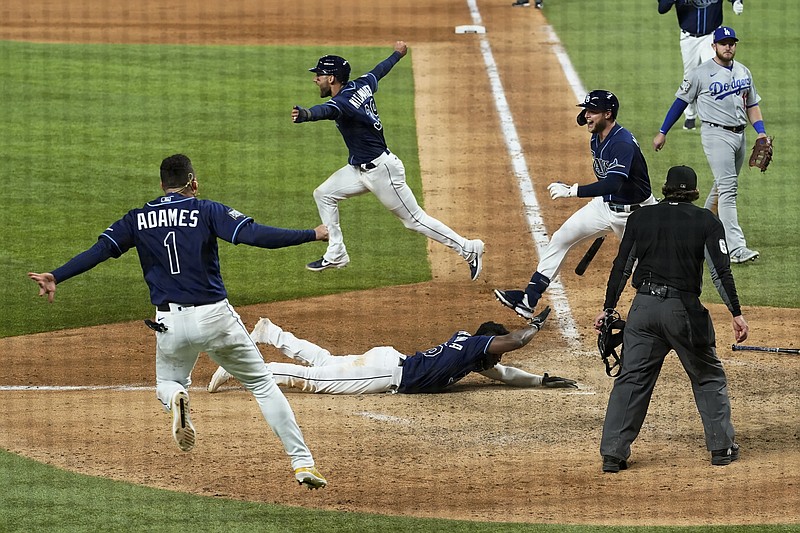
[309, 55, 351, 83]
[665, 165, 698, 190]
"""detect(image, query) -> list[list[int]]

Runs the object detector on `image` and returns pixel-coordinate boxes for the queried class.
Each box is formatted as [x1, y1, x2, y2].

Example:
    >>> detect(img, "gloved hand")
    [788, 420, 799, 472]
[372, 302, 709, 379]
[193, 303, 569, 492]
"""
[529, 305, 551, 331]
[541, 373, 579, 389]
[732, 0, 743, 15]
[548, 182, 578, 199]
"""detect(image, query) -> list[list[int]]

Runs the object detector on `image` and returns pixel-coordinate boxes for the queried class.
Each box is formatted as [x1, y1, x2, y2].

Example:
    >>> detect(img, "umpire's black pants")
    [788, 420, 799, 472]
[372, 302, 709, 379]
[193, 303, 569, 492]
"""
[600, 293, 735, 462]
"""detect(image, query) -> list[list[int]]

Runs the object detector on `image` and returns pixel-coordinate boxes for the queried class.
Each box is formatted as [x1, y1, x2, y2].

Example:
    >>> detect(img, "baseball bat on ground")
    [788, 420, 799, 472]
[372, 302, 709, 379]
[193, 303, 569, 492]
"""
[575, 236, 605, 276]
[731, 344, 800, 355]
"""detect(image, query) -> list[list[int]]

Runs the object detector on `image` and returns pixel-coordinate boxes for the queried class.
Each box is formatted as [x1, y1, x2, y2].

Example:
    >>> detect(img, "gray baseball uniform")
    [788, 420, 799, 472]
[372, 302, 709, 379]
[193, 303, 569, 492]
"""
[677, 56, 760, 253]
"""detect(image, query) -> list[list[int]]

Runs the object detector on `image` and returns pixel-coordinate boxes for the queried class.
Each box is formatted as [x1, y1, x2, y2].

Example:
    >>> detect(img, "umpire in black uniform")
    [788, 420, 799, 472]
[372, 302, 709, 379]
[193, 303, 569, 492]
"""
[595, 165, 749, 473]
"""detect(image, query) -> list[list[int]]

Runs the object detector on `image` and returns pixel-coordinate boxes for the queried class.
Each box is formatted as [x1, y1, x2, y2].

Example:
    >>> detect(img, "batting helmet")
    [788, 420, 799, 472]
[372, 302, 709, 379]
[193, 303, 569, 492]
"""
[576, 90, 619, 125]
[309, 55, 351, 83]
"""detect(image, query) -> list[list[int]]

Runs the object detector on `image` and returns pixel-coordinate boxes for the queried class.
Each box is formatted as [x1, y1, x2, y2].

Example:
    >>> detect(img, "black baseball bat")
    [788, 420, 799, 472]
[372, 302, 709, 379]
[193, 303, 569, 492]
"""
[731, 344, 800, 355]
[575, 236, 605, 276]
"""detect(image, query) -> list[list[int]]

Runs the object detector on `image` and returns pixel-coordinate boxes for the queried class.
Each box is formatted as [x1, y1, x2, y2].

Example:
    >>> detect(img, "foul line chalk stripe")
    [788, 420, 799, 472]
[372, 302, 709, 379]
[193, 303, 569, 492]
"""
[465, 0, 584, 350]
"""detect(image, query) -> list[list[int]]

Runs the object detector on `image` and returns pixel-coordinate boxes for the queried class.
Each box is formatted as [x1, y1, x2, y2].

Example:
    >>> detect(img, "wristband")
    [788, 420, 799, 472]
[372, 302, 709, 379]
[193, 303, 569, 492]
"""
[753, 120, 766, 135]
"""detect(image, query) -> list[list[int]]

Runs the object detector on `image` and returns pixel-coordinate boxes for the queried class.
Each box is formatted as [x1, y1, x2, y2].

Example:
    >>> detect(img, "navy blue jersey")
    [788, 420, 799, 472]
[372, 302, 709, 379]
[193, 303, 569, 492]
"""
[580, 124, 652, 205]
[658, 0, 729, 36]
[398, 332, 495, 393]
[51, 193, 316, 306]
[307, 52, 403, 165]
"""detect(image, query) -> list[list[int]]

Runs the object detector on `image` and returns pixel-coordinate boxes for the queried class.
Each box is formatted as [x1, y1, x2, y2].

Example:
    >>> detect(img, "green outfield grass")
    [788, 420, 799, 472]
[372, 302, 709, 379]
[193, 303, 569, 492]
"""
[548, 0, 800, 309]
[2, 1, 798, 530]
[0, 41, 427, 338]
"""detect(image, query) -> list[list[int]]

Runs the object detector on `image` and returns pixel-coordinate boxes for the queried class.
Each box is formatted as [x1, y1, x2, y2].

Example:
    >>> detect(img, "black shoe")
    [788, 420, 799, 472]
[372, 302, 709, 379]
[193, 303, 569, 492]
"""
[602, 455, 628, 473]
[512, 0, 531, 6]
[535, 0, 543, 7]
[683, 118, 696, 130]
[711, 443, 740, 466]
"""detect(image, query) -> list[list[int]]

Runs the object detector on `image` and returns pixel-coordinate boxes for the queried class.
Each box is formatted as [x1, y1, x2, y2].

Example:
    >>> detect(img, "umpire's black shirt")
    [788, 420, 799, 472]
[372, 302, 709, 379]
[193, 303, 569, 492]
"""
[603, 200, 742, 317]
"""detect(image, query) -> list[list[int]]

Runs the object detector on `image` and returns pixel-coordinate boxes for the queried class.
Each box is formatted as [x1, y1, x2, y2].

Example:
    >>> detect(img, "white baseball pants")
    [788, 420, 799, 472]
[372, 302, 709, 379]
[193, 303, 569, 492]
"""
[701, 127, 748, 252]
[154, 300, 315, 470]
[313, 150, 473, 263]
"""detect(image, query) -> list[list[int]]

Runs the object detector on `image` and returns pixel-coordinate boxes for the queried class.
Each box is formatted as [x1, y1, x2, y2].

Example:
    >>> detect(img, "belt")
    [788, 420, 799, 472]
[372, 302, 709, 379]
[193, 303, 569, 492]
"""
[637, 283, 683, 299]
[681, 29, 710, 38]
[703, 121, 745, 134]
[607, 202, 642, 213]
[156, 302, 214, 312]
[357, 149, 390, 171]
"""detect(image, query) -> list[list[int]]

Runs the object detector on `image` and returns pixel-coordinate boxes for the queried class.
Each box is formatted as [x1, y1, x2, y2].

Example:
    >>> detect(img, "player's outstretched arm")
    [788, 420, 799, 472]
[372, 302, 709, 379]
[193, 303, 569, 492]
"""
[394, 41, 408, 57]
[486, 307, 550, 355]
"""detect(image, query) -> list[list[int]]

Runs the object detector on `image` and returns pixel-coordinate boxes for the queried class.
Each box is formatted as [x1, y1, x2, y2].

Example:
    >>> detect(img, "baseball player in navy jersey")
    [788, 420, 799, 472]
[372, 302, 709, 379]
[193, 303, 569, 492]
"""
[292, 41, 485, 280]
[658, 0, 744, 130]
[654, 27, 767, 264]
[494, 91, 656, 320]
[28, 154, 329, 489]
[207, 307, 579, 395]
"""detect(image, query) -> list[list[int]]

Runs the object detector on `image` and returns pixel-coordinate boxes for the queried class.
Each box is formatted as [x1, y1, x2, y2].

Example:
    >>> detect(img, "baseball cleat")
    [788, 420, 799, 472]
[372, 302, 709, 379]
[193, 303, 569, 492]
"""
[729, 247, 759, 264]
[682, 118, 696, 130]
[207, 366, 232, 393]
[493, 289, 534, 320]
[535, 0, 543, 7]
[170, 390, 196, 452]
[306, 257, 349, 272]
[295, 466, 328, 490]
[711, 443, 740, 466]
[467, 239, 485, 281]
[602, 456, 628, 473]
[511, 0, 530, 5]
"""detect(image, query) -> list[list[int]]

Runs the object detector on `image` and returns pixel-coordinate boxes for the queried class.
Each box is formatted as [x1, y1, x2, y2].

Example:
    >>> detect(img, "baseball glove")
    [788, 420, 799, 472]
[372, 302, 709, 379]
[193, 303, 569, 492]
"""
[541, 373, 579, 389]
[597, 310, 625, 377]
[748, 136, 774, 172]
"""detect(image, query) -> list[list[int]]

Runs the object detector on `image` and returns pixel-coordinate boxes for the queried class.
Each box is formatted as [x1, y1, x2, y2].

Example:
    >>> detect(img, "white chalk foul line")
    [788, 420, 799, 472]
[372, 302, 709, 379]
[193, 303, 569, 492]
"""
[465, 0, 585, 350]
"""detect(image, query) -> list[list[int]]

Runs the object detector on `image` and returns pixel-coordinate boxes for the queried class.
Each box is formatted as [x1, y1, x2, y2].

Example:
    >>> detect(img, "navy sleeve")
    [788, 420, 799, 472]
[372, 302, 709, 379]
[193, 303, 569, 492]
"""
[577, 173, 625, 197]
[307, 102, 341, 121]
[660, 99, 689, 134]
[234, 222, 317, 248]
[657, 0, 675, 14]
[366, 51, 403, 86]
[51, 238, 121, 284]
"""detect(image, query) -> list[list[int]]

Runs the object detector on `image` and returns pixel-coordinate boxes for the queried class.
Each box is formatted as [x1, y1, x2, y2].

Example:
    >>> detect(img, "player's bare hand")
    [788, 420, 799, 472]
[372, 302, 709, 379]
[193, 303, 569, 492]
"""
[394, 41, 408, 57]
[732, 315, 748, 343]
[313, 224, 330, 241]
[653, 133, 667, 152]
[594, 310, 609, 331]
[28, 272, 57, 303]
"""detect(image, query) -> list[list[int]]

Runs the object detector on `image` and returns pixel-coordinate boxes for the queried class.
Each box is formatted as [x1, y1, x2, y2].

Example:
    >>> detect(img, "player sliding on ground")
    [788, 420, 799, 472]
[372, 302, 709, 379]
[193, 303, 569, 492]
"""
[208, 307, 578, 395]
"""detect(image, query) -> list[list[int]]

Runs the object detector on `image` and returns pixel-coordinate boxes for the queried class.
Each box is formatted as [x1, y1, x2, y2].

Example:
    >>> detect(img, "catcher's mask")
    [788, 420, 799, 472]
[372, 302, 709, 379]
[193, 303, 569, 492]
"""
[598, 310, 625, 377]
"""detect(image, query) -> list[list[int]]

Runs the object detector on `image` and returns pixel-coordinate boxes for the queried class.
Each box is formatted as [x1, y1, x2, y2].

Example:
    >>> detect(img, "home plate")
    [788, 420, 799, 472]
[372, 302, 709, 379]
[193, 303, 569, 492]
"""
[455, 25, 486, 34]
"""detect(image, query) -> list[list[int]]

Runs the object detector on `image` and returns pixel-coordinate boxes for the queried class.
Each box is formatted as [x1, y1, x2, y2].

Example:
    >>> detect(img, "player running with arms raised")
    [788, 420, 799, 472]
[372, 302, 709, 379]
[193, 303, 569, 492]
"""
[292, 41, 485, 280]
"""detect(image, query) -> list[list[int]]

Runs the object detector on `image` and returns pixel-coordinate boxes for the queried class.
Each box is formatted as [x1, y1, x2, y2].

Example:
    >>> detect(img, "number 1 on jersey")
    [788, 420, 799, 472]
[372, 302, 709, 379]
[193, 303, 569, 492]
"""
[163, 231, 181, 274]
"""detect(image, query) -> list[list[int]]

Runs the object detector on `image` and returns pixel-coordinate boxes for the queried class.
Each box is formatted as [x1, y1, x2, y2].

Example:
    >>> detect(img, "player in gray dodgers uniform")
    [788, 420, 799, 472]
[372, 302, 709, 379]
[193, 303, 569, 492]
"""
[207, 308, 579, 394]
[28, 154, 328, 489]
[654, 26, 768, 264]
[292, 41, 485, 280]
[494, 91, 656, 320]
[657, 0, 744, 130]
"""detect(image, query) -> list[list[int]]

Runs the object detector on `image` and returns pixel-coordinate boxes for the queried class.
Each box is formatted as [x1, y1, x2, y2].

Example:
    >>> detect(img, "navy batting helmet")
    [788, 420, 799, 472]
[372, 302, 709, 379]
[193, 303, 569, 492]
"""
[309, 55, 351, 83]
[576, 90, 619, 125]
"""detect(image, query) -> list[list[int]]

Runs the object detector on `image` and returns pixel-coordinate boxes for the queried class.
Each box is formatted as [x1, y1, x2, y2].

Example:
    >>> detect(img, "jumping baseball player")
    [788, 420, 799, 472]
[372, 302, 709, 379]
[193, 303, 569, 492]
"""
[654, 26, 767, 264]
[494, 91, 656, 320]
[28, 154, 328, 489]
[207, 309, 579, 394]
[292, 41, 485, 280]
[658, 0, 744, 130]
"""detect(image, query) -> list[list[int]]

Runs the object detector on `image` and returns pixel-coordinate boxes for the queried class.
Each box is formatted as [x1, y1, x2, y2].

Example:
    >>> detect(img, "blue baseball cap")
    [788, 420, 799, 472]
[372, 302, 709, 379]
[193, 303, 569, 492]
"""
[309, 55, 351, 82]
[713, 26, 739, 43]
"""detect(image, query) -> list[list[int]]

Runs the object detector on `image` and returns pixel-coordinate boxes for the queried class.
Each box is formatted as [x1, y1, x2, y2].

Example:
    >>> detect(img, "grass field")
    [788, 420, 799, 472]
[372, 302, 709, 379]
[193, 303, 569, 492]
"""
[2, 0, 798, 530]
